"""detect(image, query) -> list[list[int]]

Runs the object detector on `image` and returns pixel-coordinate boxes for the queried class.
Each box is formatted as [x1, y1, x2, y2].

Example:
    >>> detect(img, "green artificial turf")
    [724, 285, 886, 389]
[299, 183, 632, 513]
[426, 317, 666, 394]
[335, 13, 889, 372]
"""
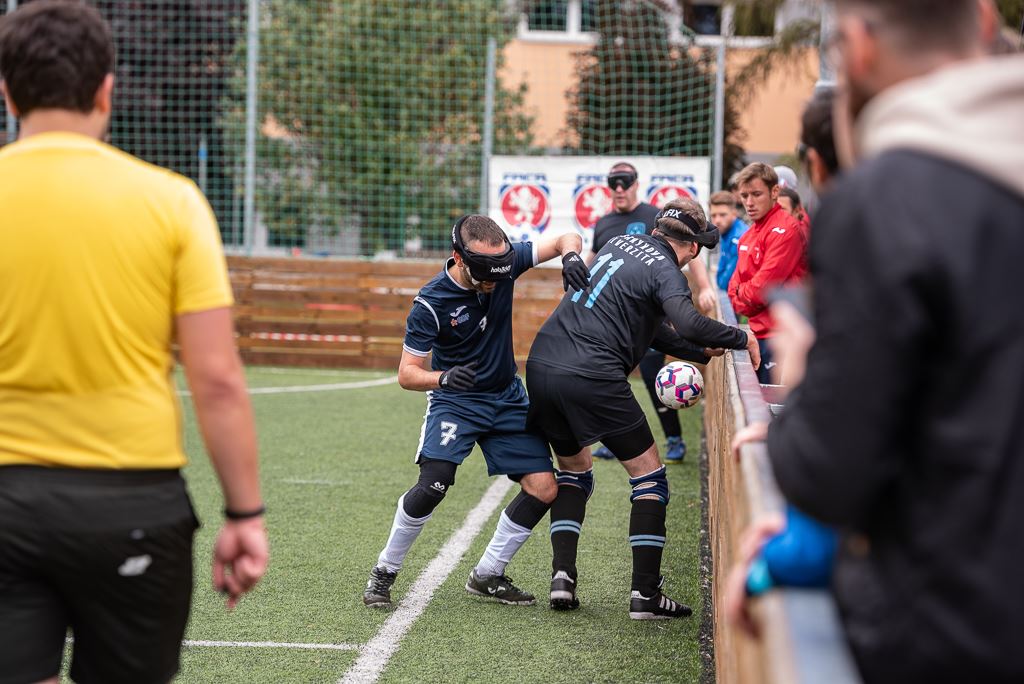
[60, 367, 706, 683]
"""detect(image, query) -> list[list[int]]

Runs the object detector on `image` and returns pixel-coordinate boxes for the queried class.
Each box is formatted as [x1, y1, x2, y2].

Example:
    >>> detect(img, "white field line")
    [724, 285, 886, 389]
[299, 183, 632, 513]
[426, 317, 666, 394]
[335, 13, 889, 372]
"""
[177, 375, 397, 397]
[184, 640, 359, 651]
[256, 367, 390, 378]
[338, 476, 514, 684]
[66, 637, 358, 651]
[281, 478, 352, 487]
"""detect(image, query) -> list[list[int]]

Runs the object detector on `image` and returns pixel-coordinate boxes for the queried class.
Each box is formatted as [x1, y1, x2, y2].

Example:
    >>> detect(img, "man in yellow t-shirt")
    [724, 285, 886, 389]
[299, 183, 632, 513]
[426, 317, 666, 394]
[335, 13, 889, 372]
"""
[0, 3, 269, 682]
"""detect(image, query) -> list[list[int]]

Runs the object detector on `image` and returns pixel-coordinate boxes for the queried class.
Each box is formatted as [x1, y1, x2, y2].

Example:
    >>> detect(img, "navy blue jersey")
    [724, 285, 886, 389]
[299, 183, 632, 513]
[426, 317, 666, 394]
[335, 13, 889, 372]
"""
[529, 233, 745, 379]
[403, 241, 536, 393]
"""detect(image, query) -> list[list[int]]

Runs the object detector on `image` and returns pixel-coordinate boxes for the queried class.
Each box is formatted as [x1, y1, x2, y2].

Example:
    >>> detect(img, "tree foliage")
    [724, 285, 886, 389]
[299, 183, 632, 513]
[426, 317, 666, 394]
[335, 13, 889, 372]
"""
[3, 1, 246, 238]
[566, 0, 746, 186]
[226, 0, 533, 253]
[99, 0, 246, 238]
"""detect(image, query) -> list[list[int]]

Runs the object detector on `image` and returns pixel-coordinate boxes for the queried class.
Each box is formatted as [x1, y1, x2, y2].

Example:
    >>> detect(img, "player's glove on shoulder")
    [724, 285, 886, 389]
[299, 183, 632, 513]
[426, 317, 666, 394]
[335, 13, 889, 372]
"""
[439, 363, 477, 391]
[561, 251, 590, 292]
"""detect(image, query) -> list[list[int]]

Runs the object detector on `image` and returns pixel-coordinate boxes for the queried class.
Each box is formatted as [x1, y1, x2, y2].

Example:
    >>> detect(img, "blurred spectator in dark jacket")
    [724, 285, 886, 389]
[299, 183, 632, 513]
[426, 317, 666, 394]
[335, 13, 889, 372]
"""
[732, 1, 1024, 682]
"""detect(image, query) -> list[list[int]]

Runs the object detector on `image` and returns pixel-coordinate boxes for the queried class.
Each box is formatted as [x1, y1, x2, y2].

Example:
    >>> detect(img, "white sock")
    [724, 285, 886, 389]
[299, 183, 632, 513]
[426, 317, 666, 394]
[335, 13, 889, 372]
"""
[377, 494, 431, 573]
[474, 512, 531, 577]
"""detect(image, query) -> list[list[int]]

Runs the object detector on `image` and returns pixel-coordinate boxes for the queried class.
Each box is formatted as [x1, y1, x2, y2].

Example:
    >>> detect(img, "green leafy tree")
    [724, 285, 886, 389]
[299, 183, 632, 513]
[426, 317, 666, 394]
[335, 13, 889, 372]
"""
[566, 0, 747, 186]
[3, 1, 245, 237]
[225, 1, 533, 253]
[730, 0, 1024, 107]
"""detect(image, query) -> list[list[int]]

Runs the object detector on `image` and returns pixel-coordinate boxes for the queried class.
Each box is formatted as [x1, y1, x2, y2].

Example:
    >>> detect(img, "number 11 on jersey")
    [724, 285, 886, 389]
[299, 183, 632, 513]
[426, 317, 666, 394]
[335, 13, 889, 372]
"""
[572, 252, 623, 309]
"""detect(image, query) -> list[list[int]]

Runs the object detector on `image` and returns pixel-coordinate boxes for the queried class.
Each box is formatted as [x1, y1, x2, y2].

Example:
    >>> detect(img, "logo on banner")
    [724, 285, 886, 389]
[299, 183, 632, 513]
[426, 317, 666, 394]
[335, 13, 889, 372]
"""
[499, 173, 551, 240]
[646, 174, 699, 208]
[572, 174, 612, 231]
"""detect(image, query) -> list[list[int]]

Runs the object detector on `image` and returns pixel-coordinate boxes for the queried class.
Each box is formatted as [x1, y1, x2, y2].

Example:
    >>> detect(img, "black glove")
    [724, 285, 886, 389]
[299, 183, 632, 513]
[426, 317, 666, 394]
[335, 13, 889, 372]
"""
[561, 251, 590, 292]
[438, 363, 477, 391]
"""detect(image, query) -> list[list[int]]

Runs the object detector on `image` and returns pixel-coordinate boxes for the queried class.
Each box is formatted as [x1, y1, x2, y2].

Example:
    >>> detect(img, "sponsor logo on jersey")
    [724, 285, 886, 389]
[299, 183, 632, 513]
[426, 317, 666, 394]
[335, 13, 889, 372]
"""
[118, 554, 153, 577]
[499, 173, 551, 240]
[626, 221, 646, 235]
[572, 174, 612, 231]
[771, 227, 786, 234]
[646, 174, 699, 208]
[450, 305, 471, 327]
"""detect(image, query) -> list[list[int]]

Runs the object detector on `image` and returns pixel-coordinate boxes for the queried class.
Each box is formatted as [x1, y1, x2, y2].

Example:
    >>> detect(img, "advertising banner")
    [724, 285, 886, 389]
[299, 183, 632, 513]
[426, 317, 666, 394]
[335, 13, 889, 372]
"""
[488, 156, 711, 252]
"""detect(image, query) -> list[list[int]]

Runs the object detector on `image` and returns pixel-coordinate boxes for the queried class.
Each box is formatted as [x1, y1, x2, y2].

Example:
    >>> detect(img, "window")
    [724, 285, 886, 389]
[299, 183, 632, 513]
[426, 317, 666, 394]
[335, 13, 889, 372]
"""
[526, 0, 568, 32]
[519, 0, 598, 42]
[687, 4, 720, 35]
[579, 0, 598, 32]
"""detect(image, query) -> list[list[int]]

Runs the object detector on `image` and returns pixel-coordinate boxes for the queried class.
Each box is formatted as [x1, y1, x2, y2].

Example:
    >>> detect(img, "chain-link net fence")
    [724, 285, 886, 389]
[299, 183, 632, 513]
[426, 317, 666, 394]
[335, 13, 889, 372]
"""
[1, 0, 726, 258]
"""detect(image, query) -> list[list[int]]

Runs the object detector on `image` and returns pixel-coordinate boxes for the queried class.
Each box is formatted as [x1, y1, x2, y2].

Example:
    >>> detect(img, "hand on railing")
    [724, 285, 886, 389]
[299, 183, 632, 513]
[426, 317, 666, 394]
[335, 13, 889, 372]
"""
[731, 420, 768, 461]
[744, 330, 761, 370]
[724, 512, 786, 638]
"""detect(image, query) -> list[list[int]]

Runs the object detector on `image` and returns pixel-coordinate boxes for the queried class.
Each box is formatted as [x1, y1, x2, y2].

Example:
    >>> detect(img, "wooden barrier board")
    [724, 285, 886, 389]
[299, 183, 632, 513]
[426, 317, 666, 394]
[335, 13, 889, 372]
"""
[228, 256, 564, 369]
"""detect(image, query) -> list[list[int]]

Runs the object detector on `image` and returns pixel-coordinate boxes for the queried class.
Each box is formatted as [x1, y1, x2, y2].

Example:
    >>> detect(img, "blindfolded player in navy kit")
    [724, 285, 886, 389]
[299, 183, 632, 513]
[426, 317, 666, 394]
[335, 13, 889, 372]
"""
[526, 198, 760, 619]
[363, 214, 590, 609]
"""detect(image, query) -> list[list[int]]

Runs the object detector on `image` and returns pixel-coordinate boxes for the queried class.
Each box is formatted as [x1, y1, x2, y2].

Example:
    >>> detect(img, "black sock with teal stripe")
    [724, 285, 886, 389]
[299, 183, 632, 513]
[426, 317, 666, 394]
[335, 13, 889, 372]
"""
[550, 485, 587, 577]
[629, 499, 667, 595]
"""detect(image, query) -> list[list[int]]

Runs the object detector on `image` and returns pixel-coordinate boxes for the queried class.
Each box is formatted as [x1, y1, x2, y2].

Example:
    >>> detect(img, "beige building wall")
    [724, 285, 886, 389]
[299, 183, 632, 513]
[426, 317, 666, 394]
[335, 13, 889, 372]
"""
[501, 39, 820, 157]
[733, 48, 820, 157]
[500, 40, 582, 149]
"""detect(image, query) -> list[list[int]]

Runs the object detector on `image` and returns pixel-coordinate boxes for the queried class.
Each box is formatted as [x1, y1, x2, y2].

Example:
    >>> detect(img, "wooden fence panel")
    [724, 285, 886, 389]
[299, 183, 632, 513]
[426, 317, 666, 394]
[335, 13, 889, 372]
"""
[229, 256, 565, 369]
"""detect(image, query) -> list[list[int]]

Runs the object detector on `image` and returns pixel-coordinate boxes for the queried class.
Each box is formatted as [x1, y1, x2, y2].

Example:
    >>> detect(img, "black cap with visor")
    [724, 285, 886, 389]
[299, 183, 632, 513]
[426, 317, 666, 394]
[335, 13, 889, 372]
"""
[655, 207, 720, 249]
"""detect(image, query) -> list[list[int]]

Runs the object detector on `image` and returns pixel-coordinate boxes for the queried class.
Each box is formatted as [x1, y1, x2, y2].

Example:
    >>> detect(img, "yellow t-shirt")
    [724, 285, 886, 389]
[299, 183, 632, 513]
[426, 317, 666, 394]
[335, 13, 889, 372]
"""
[0, 132, 233, 469]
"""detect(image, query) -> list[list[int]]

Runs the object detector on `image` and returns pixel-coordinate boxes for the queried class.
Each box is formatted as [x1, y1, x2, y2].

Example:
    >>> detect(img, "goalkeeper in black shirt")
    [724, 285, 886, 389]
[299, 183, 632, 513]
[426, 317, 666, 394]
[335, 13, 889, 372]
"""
[526, 198, 759, 618]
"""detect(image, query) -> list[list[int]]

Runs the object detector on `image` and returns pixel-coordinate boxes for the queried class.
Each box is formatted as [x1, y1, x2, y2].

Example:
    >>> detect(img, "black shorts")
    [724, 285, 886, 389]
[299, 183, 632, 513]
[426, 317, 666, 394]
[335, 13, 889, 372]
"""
[526, 361, 654, 459]
[0, 466, 199, 684]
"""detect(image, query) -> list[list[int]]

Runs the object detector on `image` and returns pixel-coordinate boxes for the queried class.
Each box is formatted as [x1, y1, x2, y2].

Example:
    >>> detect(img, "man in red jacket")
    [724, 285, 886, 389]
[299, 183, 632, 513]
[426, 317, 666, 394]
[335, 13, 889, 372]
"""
[727, 163, 807, 383]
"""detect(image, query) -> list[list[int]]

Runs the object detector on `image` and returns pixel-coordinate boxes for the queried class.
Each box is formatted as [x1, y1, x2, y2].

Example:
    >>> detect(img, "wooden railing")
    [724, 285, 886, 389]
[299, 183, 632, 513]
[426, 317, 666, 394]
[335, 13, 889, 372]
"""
[705, 290, 861, 684]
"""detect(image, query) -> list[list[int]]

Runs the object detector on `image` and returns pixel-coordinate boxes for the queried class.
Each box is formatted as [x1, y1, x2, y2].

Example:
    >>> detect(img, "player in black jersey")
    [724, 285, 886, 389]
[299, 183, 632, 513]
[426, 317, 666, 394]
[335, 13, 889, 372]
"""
[363, 215, 590, 610]
[526, 198, 760, 619]
[590, 162, 717, 464]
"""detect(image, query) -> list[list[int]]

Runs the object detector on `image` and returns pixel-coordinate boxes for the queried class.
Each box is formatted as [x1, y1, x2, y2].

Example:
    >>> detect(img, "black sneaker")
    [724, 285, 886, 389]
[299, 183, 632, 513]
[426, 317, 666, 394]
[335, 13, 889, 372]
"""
[363, 566, 398, 608]
[550, 570, 580, 611]
[628, 590, 692, 620]
[465, 569, 536, 605]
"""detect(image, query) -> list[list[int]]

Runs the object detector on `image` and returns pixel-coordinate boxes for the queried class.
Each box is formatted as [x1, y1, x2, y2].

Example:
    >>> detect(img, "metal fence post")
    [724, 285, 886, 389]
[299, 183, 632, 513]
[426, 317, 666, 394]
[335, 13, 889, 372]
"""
[712, 39, 726, 194]
[817, 1, 836, 89]
[5, 0, 16, 144]
[198, 134, 208, 196]
[478, 37, 496, 216]
[243, 0, 260, 255]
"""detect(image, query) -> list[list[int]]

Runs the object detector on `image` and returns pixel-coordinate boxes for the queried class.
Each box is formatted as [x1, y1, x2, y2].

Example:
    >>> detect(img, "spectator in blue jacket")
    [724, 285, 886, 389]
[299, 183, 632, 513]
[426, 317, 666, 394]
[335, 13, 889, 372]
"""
[708, 190, 748, 291]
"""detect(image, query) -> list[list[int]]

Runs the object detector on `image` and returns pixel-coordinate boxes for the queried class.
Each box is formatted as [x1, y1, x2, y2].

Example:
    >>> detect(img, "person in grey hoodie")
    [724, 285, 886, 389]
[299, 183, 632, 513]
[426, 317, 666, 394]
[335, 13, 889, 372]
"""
[732, 1, 1024, 682]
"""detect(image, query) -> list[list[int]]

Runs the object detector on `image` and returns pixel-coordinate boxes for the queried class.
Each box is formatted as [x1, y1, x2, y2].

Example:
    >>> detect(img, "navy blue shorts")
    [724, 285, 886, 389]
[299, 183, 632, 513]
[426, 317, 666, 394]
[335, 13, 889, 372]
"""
[415, 376, 552, 476]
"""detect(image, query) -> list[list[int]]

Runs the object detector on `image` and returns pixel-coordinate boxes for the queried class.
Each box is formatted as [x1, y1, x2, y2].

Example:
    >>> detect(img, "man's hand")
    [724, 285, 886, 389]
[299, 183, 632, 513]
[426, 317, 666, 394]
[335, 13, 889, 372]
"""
[213, 516, 269, 610]
[767, 299, 815, 391]
[724, 512, 786, 638]
[438, 363, 477, 391]
[744, 330, 761, 370]
[697, 288, 717, 315]
[731, 420, 769, 461]
[561, 251, 590, 292]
